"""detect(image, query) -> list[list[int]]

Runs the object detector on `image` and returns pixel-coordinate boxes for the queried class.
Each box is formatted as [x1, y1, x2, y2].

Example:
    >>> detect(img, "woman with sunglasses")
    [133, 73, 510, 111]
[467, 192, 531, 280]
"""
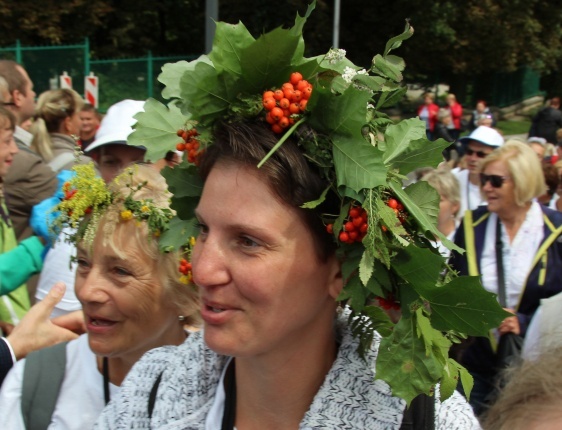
[453, 126, 504, 217]
[450, 140, 562, 417]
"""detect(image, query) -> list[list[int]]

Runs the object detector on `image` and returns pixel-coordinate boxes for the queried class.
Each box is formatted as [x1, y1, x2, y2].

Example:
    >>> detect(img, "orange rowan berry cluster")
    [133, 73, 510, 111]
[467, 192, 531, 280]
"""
[387, 197, 408, 224]
[326, 205, 368, 244]
[179, 258, 192, 283]
[262, 72, 313, 134]
[176, 128, 203, 165]
[377, 295, 400, 311]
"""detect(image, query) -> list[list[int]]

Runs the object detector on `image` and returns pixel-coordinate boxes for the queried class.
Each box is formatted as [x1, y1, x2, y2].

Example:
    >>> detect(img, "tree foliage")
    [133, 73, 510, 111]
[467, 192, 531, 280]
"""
[0, 0, 561, 86]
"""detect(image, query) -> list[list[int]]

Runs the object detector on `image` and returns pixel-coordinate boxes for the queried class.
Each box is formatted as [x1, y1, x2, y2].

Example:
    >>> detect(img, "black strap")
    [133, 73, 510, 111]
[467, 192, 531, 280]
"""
[496, 218, 507, 307]
[103, 357, 111, 405]
[148, 371, 164, 419]
[221, 359, 237, 430]
[399, 394, 435, 430]
[21, 341, 68, 430]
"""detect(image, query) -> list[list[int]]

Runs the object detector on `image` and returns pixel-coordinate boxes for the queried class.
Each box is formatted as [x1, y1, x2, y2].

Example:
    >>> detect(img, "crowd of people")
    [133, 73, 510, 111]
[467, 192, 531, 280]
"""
[0, 16, 561, 428]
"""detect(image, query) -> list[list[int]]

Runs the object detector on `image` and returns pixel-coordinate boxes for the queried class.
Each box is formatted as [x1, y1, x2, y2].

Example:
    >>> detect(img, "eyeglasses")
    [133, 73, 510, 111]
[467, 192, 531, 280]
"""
[466, 148, 489, 158]
[480, 173, 510, 188]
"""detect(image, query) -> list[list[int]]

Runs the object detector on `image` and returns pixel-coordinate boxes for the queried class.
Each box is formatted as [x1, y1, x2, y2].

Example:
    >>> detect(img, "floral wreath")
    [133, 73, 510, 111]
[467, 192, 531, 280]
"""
[53, 163, 175, 250]
[125, 1, 506, 404]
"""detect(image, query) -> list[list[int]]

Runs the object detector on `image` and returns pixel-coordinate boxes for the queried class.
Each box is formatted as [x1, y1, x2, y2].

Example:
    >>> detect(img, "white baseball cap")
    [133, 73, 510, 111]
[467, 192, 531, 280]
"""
[85, 100, 145, 153]
[458, 126, 504, 148]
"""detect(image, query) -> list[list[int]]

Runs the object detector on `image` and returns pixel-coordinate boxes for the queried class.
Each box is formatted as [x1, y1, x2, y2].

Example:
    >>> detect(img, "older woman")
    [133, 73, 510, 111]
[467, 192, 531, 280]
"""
[30, 88, 93, 171]
[450, 140, 562, 415]
[95, 121, 480, 429]
[0, 164, 200, 429]
[421, 168, 461, 258]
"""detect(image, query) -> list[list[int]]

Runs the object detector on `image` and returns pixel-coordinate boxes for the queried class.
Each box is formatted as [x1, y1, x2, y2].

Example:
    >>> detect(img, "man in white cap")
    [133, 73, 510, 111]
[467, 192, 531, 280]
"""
[85, 99, 146, 183]
[454, 126, 504, 216]
[33, 100, 147, 317]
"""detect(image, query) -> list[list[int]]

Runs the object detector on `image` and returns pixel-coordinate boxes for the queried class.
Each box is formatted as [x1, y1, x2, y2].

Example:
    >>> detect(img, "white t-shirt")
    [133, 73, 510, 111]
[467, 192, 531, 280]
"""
[0, 334, 119, 430]
[35, 228, 81, 318]
[453, 168, 486, 217]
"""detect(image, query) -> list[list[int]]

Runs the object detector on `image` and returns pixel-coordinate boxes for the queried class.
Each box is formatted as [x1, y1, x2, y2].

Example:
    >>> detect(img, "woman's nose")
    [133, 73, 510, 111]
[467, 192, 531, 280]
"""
[191, 235, 230, 289]
[75, 271, 110, 305]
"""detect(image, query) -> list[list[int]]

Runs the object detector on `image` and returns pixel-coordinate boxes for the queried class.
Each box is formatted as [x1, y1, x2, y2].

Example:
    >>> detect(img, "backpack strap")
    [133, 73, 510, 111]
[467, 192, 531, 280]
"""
[48, 152, 75, 173]
[21, 341, 68, 430]
[148, 371, 164, 419]
[400, 393, 435, 430]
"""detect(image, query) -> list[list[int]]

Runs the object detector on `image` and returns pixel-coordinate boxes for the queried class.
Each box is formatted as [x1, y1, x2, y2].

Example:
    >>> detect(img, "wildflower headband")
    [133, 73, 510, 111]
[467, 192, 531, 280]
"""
[126, 1, 506, 403]
[53, 163, 174, 248]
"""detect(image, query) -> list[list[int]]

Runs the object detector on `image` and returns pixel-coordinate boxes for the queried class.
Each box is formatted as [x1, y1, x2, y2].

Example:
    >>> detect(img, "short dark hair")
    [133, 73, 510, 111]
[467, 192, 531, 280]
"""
[198, 120, 337, 262]
[0, 60, 27, 95]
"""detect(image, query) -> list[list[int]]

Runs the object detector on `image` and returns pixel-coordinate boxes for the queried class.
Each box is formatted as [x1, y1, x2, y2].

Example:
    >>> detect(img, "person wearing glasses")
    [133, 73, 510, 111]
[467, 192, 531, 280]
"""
[450, 140, 562, 416]
[453, 126, 504, 217]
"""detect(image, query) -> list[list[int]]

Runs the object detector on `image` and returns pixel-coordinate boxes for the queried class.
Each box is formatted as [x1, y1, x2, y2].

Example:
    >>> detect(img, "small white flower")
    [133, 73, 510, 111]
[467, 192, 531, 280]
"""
[325, 48, 346, 64]
[342, 66, 357, 83]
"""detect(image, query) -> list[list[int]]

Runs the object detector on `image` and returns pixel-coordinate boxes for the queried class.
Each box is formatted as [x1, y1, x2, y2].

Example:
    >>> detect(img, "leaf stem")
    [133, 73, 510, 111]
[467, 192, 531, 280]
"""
[257, 116, 307, 169]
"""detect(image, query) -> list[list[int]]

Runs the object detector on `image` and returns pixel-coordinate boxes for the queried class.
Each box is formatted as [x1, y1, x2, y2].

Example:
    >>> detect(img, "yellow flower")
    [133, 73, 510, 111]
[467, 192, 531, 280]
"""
[189, 236, 196, 247]
[179, 274, 192, 285]
[141, 205, 150, 213]
[120, 210, 133, 221]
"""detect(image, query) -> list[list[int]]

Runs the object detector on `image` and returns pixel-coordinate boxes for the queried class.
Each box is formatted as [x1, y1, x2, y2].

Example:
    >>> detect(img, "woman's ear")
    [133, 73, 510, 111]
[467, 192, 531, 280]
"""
[327, 255, 343, 300]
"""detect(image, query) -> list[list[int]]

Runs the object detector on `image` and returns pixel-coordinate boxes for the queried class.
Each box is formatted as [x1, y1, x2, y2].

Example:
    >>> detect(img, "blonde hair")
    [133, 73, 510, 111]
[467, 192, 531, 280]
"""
[30, 89, 84, 161]
[479, 140, 546, 206]
[421, 168, 461, 218]
[437, 108, 451, 122]
[0, 105, 16, 131]
[482, 348, 562, 429]
[0, 76, 9, 103]
[86, 164, 200, 326]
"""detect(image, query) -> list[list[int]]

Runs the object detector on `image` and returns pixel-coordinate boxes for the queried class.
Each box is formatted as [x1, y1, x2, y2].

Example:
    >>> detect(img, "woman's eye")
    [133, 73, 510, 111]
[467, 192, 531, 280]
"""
[76, 258, 90, 268]
[196, 222, 209, 237]
[112, 266, 132, 277]
[239, 236, 259, 249]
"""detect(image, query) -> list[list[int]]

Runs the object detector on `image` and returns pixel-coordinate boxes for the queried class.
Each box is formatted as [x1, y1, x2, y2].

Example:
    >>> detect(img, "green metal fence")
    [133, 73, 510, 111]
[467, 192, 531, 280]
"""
[0, 39, 546, 111]
[0, 38, 196, 112]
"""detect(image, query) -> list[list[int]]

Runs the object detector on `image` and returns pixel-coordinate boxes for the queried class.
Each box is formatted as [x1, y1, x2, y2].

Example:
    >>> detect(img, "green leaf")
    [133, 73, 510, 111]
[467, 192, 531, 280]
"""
[179, 61, 231, 125]
[340, 244, 362, 282]
[333, 137, 387, 193]
[159, 217, 199, 251]
[383, 21, 414, 56]
[440, 359, 460, 401]
[352, 74, 387, 92]
[300, 184, 329, 209]
[389, 137, 451, 175]
[457, 361, 474, 400]
[128, 98, 188, 162]
[161, 162, 203, 198]
[362, 305, 394, 337]
[372, 54, 404, 82]
[359, 249, 374, 286]
[338, 272, 367, 312]
[424, 276, 511, 336]
[289, 0, 316, 62]
[393, 245, 445, 292]
[209, 21, 255, 78]
[239, 26, 302, 93]
[389, 181, 462, 253]
[376, 314, 442, 404]
[383, 118, 426, 165]
[159, 60, 196, 100]
[376, 86, 407, 109]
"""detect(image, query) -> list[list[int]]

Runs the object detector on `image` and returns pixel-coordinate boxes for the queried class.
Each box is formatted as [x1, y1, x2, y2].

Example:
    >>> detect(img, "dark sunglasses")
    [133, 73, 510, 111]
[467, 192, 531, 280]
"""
[480, 173, 509, 188]
[466, 148, 488, 158]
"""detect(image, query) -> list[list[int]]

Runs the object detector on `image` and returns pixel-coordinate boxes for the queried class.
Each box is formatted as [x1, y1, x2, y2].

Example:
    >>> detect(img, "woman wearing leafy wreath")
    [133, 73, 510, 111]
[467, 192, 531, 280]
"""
[96, 3, 506, 429]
